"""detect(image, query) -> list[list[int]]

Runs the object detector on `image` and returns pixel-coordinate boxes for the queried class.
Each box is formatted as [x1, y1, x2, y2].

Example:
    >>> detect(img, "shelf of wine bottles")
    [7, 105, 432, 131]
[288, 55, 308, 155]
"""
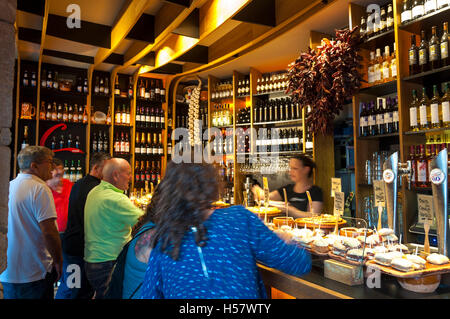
[135, 131, 164, 157]
[359, 95, 399, 138]
[63, 159, 84, 183]
[400, 1, 450, 34]
[254, 72, 288, 95]
[407, 82, 450, 133]
[211, 79, 233, 100]
[134, 159, 162, 188]
[254, 127, 303, 153]
[359, 2, 394, 44]
[253, 98, 301, 124]
[406, 21, 449, 84]
[91, 131, 110, 154]
[39, 101, 88, 124]
[135, 104, 165, 130]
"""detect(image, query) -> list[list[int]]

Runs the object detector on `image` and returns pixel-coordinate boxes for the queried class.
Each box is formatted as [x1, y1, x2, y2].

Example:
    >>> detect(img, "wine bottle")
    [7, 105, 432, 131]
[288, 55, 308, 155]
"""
[424, 0, 437, 14]
[95, 76, 100, 94]
[419, 87, 431, 129]
[431, 84, 441, 128]
[21, 126, 29, 150]
[409, 35, 419, 75]
[429, 26, 441, 69]
[441, 22, 449, 67]
[442, 83, 450, 127]
[114, 77, 120, 95]
[410, 90, 420, 131]
[412, 0, 425, 20]
[419, 30, 430, 73]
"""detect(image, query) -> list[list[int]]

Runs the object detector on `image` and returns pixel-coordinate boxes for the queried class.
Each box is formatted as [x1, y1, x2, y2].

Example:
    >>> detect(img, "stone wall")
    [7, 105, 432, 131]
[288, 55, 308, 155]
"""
[0, 0, 17, 298]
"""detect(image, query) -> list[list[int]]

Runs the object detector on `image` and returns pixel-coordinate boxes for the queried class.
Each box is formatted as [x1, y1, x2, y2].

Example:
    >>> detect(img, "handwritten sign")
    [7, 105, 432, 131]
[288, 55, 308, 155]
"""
[333, 191, 345, 217]
[331, 178, 342, 197]
[373, 180, 385, 207]
[418, 194, 435, 226]
[263, 177, 269, 208]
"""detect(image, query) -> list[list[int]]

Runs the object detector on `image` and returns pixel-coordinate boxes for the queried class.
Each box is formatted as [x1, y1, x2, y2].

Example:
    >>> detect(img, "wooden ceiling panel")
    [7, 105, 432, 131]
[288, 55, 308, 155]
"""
[16, 10, 43, 30]
[49, 0, 128, 26]
[46, 14, 111, 49]
[44, 35, 99, 58]
[17, 0, 45, 16]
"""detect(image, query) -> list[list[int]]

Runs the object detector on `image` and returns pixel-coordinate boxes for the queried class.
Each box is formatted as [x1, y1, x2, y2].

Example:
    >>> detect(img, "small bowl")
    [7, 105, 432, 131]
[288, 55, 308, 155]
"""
[397, 274, 441, 294]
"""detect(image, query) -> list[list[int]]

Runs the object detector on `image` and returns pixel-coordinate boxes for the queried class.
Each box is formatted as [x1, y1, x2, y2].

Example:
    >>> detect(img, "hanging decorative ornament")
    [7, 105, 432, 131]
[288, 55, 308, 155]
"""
[188, 76, 202, 146]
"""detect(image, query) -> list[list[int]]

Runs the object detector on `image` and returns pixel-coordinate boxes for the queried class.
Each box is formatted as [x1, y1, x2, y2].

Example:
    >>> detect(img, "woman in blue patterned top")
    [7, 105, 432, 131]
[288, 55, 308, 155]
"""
[141, 161, 311, 299]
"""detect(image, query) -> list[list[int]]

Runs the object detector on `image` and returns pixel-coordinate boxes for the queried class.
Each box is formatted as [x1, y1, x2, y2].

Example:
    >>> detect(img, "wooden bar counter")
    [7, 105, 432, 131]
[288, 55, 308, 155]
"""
[258, 261, 450, 299]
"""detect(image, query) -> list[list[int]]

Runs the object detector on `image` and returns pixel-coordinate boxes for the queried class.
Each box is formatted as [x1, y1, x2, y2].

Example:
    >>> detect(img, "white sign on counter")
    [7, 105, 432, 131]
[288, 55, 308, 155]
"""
[417, 194, 435, 226]
[333, 191, 345, 217]
[331, 178, 342, 197]
[373, 180, 386, 207]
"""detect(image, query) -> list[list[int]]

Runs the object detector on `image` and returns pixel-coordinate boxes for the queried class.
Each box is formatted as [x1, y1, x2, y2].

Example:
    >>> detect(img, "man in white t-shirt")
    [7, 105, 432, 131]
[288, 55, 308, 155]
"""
[0, 146, 63, 299]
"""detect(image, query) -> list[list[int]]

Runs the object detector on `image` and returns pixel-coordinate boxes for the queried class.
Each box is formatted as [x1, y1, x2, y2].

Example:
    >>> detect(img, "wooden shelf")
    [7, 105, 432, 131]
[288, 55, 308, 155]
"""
[253, 119, 302, 126]
[253, 90, 288, 97]
[360, 28, 395, 49]
[92, 93, 111, 99]
[404, 127, 450, 135]
[399, 6, 450, 35]
[40, 88, 87, 99]
[402, 65, 450, 85]
[358, 132, 399, 140]
[236, 123, 251, 126]
[358, 80, 397, 96]
[39, 119, 87, 126]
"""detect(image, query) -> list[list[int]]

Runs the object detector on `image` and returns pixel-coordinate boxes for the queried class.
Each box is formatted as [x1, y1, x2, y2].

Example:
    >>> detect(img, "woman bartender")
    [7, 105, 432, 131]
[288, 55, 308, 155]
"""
[252, 155, 323, 218]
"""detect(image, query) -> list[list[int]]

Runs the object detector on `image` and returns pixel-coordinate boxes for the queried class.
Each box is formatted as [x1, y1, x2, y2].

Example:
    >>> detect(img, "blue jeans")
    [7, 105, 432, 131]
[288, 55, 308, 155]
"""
[1, 268, 57, 299]
[85, 260, 116, 299]
[55, 253, 94, 299]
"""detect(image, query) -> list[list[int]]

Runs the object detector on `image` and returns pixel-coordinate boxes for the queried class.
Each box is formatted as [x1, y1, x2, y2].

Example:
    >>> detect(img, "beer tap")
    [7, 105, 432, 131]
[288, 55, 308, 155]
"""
[382, 152, 411, 235]
[430, 148, 449, 256]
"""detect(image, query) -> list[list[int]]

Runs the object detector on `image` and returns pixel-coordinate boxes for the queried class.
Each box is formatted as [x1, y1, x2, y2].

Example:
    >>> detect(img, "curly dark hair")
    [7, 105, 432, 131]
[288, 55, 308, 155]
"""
[150, 160, 220, 260]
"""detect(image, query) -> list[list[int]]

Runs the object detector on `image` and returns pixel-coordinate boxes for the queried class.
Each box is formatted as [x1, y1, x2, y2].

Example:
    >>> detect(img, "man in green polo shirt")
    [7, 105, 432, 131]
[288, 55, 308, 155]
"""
[84, 158, 143, 299]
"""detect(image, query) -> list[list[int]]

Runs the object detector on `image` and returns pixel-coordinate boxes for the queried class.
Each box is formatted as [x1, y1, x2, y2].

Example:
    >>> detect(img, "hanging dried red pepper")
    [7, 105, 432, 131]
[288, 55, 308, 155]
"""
[287, 27, 362, 136]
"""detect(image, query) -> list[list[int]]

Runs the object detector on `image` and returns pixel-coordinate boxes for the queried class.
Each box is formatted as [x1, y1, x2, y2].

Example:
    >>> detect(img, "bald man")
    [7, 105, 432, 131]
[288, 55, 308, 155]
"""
[83, 158, 144, 299]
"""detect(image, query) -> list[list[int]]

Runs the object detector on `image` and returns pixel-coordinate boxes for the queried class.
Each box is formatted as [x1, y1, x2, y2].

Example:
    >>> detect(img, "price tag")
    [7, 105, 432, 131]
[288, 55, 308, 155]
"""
[373, 180, 386, 207]
[331, 178, 342, 197]
[417, 194, 435, 226]
[263, 177, 269, 208]
[333, 191, 345, 217]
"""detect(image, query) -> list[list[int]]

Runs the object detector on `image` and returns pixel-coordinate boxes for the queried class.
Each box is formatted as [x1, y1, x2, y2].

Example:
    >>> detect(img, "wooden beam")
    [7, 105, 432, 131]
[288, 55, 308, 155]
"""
[104, 53, 124, 65]
[164, 0, 192, 7]
[46, 14, 111, 49]
[42, 49, 94, 64]
[136, 51, 155, 67]
[174, 45, 208, 64]
[148, 63, 183, 75]
[172, 8, 199, 39]
[231, 0, 276, 27]
[17, 0, 45, 16]
[125, 14, 155, 43]
[123, 0, 208, 67]
[93, 0, 150, 66]
[18, 27, 41, 44]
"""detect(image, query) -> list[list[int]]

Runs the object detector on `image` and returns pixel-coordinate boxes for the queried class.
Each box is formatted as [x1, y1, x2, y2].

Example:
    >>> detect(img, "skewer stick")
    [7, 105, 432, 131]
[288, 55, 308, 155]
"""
[424, 222, 430, 254]
[283, 188, 288, 218]
[377, 205, 383, 231]
[306, 190, 313, 215]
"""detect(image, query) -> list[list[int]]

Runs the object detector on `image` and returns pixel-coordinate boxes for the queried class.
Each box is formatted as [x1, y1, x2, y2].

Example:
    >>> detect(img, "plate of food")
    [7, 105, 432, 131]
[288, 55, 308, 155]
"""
[295, 214, 346, 229]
